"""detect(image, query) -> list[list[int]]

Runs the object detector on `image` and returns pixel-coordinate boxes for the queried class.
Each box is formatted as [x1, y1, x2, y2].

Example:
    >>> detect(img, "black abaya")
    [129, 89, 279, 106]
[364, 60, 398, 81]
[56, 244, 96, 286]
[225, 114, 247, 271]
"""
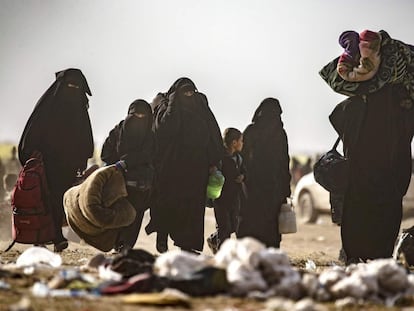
[146, 78, 224, 251]
[330, 85, 414, 262]
[237, 98, 292, 248]
[101, 99, 155, 251]
[18, 68, 94, 248]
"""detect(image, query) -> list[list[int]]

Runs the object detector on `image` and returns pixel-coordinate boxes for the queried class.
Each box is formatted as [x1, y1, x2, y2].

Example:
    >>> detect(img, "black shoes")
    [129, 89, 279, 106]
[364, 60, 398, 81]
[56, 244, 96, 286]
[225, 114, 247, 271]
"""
[54, 240, 69, 253]
[156, 233, 168, 253]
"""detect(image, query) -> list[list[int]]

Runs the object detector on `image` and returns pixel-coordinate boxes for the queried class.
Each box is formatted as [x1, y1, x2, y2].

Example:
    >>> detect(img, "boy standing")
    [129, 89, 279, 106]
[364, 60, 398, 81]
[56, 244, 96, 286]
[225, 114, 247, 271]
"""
[207, 128, 246, 253]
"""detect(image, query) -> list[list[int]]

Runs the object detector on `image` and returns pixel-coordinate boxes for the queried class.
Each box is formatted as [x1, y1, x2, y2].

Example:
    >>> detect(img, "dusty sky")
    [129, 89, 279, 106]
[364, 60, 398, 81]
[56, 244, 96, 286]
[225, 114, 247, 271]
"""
[1, 0, 413, 155]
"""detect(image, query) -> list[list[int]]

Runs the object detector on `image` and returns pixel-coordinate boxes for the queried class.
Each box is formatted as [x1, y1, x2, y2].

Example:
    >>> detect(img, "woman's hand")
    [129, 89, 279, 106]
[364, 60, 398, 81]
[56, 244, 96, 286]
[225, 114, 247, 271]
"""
[235, 174, 244, 183]
[209, 165, 218, 174]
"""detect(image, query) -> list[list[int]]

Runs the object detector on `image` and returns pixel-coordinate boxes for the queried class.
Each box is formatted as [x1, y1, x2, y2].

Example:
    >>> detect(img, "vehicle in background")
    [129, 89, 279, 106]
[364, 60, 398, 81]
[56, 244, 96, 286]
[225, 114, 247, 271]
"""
[292, 173, 414, 224]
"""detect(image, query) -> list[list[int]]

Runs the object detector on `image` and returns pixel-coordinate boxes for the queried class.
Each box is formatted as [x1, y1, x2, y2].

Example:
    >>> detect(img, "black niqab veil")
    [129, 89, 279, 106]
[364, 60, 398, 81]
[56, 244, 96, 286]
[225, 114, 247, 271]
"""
[252, 97, 283, 127]
[166, 77, 197, 97]
[118, 99, 154, 168]
[18, 68, 94, 170]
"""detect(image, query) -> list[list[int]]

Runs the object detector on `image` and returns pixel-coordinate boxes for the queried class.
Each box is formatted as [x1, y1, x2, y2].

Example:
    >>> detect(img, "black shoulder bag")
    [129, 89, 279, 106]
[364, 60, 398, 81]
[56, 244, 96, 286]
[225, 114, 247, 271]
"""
[313, 136, 349, 195]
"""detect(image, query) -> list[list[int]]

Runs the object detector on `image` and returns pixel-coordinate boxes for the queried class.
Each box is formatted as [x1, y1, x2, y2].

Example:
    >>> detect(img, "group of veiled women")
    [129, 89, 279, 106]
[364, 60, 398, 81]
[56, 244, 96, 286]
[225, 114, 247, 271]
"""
[19, 37, 414, 266]
[18, 69, 292, 254]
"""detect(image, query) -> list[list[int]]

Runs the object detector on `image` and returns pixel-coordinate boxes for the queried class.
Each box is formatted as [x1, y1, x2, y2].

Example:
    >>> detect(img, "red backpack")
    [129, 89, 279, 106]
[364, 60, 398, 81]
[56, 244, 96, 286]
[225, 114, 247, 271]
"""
[5, 157, 55, 251]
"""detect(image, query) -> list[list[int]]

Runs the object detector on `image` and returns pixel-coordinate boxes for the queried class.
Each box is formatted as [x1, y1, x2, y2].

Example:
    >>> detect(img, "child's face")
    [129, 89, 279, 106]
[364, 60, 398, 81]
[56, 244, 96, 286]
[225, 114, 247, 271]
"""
[232, 136, 243, 152]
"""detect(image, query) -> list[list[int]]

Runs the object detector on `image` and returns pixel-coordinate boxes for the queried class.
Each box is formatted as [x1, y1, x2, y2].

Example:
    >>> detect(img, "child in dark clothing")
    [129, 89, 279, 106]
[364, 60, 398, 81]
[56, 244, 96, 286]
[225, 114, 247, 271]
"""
[207, 128, 246, 254]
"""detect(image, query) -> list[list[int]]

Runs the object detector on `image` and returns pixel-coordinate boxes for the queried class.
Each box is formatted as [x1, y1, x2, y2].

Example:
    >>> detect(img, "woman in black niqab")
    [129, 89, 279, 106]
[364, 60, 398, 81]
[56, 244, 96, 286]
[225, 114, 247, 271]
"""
[237, 97, 292, 248]
[330, 84, 414, 264]
[18, 68, 94, 252]
[146, 77, 224, 253]
[101, 99, 156, 251]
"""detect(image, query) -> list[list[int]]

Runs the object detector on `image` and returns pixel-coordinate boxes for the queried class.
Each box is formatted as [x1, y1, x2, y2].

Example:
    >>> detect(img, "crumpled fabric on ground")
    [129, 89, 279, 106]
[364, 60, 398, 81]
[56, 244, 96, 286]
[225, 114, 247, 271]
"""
[110, 248, 155, 278]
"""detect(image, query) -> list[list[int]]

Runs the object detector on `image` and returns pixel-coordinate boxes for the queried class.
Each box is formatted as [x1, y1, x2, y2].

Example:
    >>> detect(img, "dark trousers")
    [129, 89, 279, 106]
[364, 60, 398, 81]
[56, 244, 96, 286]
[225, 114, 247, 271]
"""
[211, 197, 240, 247]
[115, 188, 149, 249]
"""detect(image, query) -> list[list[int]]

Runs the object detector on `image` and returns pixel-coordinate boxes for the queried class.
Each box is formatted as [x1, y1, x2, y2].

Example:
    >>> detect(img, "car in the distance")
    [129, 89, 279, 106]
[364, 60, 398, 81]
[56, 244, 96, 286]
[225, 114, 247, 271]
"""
[292, 172, 414, 224]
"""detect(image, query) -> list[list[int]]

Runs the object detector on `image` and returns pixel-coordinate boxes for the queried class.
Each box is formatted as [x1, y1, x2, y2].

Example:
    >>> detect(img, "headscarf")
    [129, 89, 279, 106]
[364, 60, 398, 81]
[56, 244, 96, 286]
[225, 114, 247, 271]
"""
[54, 68, 91, 97]
[252, 97, 283, 126]
[120, 99, 153, 152]
[167, 77, 205, 117]
[166, 77, 197, 97]
[18, 68, 94, 167]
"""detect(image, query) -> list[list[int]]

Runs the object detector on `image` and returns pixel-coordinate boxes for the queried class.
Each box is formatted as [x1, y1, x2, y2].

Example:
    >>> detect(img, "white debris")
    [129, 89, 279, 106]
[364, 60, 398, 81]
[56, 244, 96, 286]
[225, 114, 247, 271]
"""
[318, 266, 346, 289]
[293, 298, 323, 311]
[32, 282, 50, 297]
[372, 258, 408, 293]
[301, 273, 319, 298]
[265, 297, 295, 311]
[213, 238, 414, 305]
[226, 259, 267, 295]
[16, 247, 62, 268]
[305, 260, 317, 272]
[214, 237, 265, 268]
[213, 238, 303, 297]
[98, 265, 122, 281]
[334, 296, 358, 309]
[154, 250, 211, 280]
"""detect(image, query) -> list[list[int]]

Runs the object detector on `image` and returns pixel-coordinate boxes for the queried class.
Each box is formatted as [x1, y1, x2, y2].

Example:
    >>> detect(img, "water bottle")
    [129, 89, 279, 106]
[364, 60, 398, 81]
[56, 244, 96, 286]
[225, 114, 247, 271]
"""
[206, 170, 225, 200]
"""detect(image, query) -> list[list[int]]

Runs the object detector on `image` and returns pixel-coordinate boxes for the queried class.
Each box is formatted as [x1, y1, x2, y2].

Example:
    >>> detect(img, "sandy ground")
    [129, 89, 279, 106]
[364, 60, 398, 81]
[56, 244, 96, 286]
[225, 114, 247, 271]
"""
[0, 207, 340, 262]
[1, 204, 413, 310]
[0, 208, 344, 263]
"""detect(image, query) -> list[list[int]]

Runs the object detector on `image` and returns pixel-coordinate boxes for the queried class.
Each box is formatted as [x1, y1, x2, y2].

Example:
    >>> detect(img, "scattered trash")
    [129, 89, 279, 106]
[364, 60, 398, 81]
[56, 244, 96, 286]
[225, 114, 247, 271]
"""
[3, 237, 414, 308]
[98, 265, 123, 282]
[154, 250, 211, 280]
[48, 268, 97, 290]
[122, 288, 190, 307]
[85, 253, 108, 269]
[305, 260, 317, 272]
[32, 280, 99, 298]
[0, 280, 11, 290]
[16, 246, 62, 268]
[167, 266, 229, 296]
[32, 282, 50, 298]
[110, 248, 155, 278]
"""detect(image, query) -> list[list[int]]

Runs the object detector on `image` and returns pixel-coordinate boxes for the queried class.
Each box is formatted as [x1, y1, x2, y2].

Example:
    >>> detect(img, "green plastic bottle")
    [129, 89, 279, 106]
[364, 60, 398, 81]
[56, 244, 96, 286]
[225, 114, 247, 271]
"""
[206, 170, 225, 199]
